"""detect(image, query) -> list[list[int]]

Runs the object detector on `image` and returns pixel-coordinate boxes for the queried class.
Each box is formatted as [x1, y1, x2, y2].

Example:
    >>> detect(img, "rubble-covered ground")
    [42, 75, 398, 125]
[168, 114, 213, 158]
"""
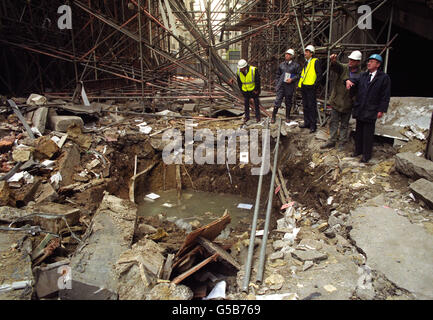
[0, 95, 432, 300]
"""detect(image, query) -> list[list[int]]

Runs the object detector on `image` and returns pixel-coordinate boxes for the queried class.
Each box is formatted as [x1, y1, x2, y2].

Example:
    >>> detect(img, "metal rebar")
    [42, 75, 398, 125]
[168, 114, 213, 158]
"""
[384, 4, 394, 73]
[241, 119, 270, 293]
[256, 118, 281, 283]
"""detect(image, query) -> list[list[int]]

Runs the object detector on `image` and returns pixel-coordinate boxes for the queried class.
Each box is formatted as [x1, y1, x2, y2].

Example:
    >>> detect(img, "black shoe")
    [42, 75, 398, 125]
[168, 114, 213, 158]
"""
[299, 123, 309, 129]
[320, 142, 336, 149]
[360, 157, 370, 163]
[352, 152, 362, 157]
[310, 128, 317, 133]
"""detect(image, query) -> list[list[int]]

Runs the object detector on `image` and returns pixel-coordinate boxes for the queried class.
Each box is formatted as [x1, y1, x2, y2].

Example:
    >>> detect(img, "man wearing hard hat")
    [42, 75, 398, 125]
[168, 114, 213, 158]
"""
[236, 59, 262, 124]
[346, 54, 391, 163]
[298, 45, 323, 133]
[272, 49, 301, 124]
[320, 51, 362, 150]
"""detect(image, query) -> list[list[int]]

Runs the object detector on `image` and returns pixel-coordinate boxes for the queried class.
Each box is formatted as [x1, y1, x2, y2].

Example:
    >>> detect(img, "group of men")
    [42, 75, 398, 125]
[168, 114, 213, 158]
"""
[236, 45, 391, 163]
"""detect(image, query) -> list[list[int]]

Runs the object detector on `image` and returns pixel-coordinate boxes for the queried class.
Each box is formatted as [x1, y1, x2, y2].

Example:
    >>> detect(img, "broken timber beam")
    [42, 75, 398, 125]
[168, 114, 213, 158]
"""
[171, 253, 219, 285]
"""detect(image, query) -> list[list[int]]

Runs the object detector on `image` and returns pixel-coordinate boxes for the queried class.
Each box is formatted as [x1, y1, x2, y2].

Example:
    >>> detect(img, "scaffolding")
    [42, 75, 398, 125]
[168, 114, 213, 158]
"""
[0, 0, 397, 115]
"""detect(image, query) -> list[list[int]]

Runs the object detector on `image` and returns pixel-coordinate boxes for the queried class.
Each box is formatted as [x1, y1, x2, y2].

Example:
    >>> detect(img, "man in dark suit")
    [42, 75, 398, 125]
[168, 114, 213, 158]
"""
[346, 54, 391, 163]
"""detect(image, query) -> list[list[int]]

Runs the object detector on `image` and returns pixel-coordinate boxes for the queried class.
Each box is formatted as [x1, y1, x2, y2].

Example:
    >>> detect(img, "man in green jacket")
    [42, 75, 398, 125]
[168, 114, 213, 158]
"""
[321, 51, 362, 150]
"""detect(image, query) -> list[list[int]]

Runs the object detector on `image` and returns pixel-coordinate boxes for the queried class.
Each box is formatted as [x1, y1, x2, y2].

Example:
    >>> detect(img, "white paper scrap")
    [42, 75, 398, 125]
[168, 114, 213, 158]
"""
[203, 281, 226, 300]
[146, 193, 160, 200]
[237, 203, 253, 210]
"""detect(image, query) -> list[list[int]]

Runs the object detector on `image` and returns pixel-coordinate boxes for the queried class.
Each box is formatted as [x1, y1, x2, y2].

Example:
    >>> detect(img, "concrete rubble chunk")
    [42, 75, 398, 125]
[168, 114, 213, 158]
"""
[395, 152, 433, 182]
[60, 193, 137, 300]
[145, 283, 193, 300]
[115, 239, 165, 300]
[34, 136, 59, 160]
[291, 249, 328, 263]
[57, 144, 81, 187]
[12, 149, 32, 162]
[34, 183, 58, 204]
[26, 94, 47, 106]
[0, 181, 14, 206]
[48, 115, 84, 133]
[32, 107, 48, 135]
[409, 178, 433, 209]
[298, 239, 323, 251]
[349, 206, 433, 299]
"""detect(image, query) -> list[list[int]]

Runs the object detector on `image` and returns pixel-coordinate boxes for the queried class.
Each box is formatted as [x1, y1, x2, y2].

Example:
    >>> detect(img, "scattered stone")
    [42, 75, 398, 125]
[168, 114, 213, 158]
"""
[316, 222, 328, 231]
[323, 284, 337, 293]
[269, 251, 284, 261]
[264, 273, 284, 290]
[34, 183, 58, 204]
[34, 136, 59, 160]
[303, 261, 314, 271]
[0, 181, 14, 206]
[298, 239, 323, 251]
[328, 215, 344, 228]
[409, 178, 433, 209]
[291, 250, 328, 263]
[395, 152, 433, 182]
[146, 283, 193, 300]
[12, 149, 32, 162]
[26, 93, 47, 106]
[356, 287, 376, 300]
[272, 240, 290, 251]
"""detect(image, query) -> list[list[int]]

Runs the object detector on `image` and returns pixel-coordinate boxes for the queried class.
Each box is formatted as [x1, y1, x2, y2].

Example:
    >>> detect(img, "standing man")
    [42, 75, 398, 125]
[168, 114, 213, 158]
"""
[346, 54, 391, 163]
[237, 59, 262, 124]
[298, 45, 322, 133]
[272, 49, 301, 124]
[321, 51, 362, 150]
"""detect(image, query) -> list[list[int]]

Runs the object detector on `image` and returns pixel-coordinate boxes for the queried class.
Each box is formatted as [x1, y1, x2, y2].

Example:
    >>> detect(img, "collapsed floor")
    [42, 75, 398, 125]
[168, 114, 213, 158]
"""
[0, 96, 433, 300]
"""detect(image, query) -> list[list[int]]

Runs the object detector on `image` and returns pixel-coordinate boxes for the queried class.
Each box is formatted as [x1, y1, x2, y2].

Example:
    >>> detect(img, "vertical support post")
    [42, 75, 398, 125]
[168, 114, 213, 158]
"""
[138, 0, 146, 113]
[384, 4, 394, 73]
[291, 0, 305, 52]
[321, 0, 335, 127]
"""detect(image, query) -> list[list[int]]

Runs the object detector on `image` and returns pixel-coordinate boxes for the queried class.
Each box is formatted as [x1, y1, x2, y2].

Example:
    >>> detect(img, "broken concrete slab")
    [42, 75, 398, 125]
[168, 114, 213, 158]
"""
[349, 206, 433, 299]
[33, 202, 81, 234]
[32, 107, 48, 135]
[395, 152, 433, 182]
[409, 178, 433, 209]
[182, 104, 196, 113]
[0, 232, 34, 300]
[60, 193, 136, 300]
[49, 115, 84, 133]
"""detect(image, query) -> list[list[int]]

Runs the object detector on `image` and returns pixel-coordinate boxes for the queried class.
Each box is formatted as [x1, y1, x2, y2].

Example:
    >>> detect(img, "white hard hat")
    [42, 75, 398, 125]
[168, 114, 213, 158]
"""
[305, 45, 315, 53]
[238, 59, 248, 69]
[348, 50, 362, 61]
[285, 49, 295, 56]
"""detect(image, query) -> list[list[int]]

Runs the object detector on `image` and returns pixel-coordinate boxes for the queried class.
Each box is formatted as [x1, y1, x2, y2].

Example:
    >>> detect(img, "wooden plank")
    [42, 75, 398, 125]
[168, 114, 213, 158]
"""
[278, 169, 291, 202]
[197, 236, 241, 270]
[175, 210, 231, 259]
[129, 162, 157, 203]
[171, 253, 219, 285]
[176, 164, 182, 200]
[162, 254, 175, 280]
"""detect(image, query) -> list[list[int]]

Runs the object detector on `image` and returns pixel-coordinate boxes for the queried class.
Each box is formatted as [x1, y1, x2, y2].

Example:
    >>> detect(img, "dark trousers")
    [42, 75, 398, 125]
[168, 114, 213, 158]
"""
[329, 109, 351, 144]
[301, 85, 318, 129]
[273, 86, 293, 120]
[243, 91, 261, 121]
[355, 119, 376, 161]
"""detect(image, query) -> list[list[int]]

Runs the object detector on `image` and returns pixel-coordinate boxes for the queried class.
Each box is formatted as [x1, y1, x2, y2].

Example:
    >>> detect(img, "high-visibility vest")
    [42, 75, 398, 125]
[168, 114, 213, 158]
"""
[298, 58, 318, 88]
[238, 66, 256, 92]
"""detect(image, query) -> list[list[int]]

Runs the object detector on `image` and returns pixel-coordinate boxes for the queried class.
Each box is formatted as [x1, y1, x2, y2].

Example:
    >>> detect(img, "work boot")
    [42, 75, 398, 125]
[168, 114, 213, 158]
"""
[299, 123, 309, 129]
[320, 141, 336, 149]
[271, 108, 278, 124]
